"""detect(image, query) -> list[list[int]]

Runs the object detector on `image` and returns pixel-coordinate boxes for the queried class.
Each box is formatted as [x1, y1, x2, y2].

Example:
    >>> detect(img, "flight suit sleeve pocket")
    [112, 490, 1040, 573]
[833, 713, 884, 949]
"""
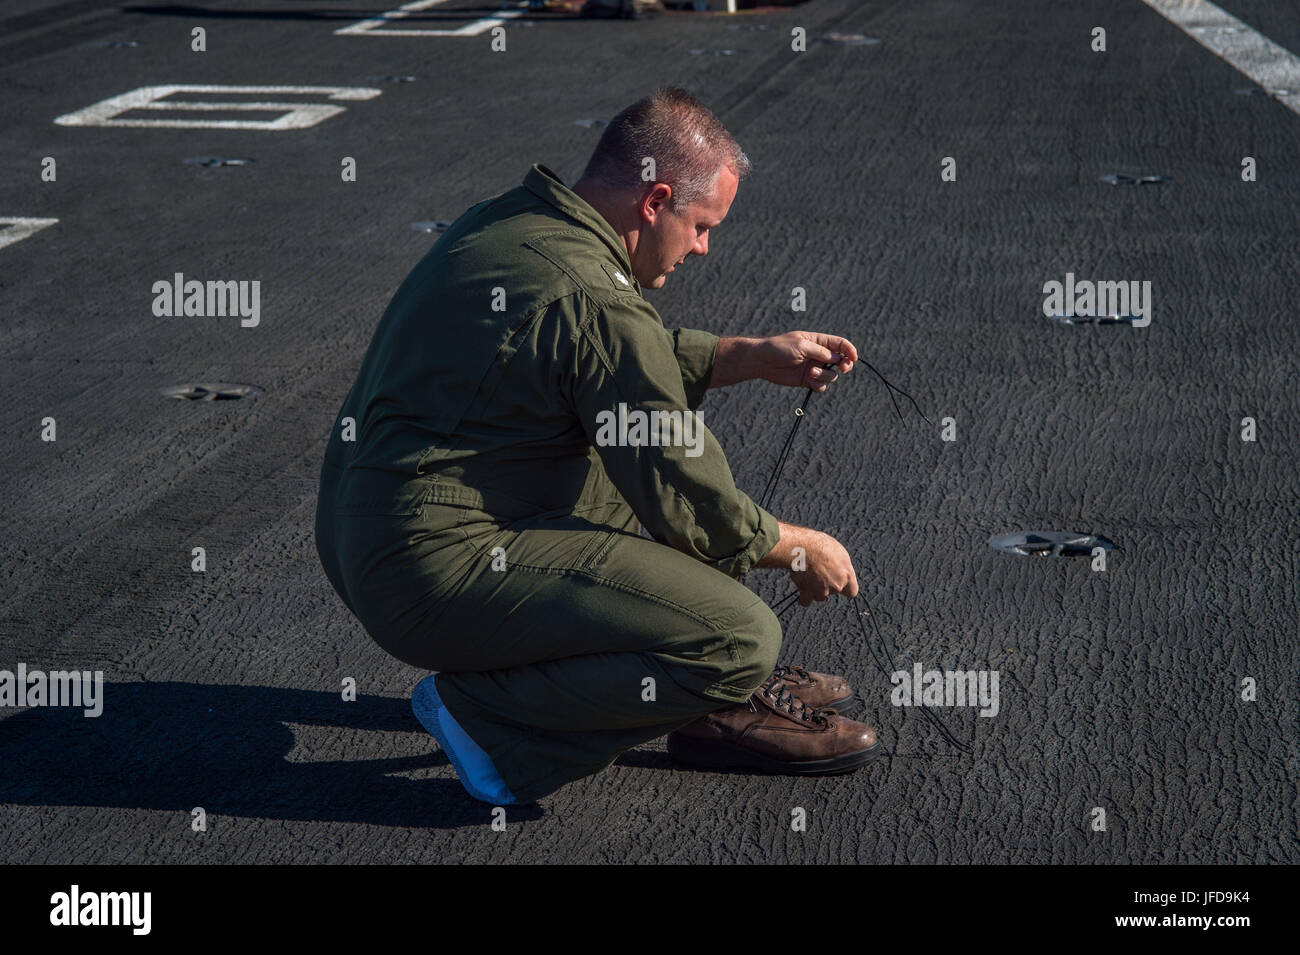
[671, 327, 719, 410]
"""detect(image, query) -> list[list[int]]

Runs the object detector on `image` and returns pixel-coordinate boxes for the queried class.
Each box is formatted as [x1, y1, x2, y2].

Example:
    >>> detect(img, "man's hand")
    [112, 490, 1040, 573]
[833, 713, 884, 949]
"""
[711, 331, 858, 391]
[757, 521, 860, 606]
[755, 331, 858, 391]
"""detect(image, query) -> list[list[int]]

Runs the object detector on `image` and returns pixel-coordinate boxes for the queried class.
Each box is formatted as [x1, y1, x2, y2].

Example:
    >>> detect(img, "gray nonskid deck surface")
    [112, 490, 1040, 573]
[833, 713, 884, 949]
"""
[0, 0, 1296, 863]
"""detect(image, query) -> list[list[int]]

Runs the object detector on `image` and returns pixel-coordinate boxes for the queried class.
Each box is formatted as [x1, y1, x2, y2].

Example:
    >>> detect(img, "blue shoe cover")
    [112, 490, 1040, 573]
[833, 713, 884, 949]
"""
[412, 675, 518, 805]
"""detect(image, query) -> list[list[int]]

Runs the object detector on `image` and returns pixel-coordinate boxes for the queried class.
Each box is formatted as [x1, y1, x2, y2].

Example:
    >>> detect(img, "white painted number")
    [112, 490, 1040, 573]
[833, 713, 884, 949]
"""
[53, 85, 382, 130]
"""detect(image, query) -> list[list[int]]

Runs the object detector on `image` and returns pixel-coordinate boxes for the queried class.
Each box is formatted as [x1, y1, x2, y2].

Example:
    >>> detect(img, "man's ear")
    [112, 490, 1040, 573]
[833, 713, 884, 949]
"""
[640, 183, 672, 224]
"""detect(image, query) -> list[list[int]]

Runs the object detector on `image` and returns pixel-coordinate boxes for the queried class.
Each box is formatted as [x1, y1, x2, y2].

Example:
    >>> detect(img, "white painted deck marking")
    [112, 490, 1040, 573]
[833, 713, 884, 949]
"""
[53, 86, 381, 130]
[1142, 0, 1300, 114]
[335, 0, 524, 38]
[0, 217, 58, 251]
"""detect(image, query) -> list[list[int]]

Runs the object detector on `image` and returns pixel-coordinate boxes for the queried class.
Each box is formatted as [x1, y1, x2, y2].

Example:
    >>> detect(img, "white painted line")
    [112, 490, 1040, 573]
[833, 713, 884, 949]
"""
[0, 217, 58, 251]
[53, 85, 382, 130]
[335, 0, 525, 37]
[1141, 0, 1300, 114]
[335, 0, 452, 33]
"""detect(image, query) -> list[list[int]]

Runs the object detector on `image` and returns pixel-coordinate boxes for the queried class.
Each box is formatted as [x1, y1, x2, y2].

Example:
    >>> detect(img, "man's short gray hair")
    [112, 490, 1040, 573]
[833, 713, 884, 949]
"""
[579, 87, 751, 211]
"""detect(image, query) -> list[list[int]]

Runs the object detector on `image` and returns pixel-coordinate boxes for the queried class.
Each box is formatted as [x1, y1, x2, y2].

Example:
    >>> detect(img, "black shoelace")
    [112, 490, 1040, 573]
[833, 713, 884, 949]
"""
[754, 676, 829, 726]
[771, 663, 810, 682]
[757, 357, 933, 514]
[760, 358, 971, 756]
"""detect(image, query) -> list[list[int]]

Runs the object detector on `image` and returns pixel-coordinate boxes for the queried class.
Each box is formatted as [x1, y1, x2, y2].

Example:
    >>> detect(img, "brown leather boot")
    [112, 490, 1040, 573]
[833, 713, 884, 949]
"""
[774, 664, 852, 709]
[667, 675, 882, 775]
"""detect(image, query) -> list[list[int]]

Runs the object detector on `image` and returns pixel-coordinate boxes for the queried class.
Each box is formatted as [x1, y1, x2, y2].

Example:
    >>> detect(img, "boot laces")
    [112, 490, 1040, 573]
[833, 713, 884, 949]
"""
[760, 677, 828, 726]
[772, 664, 811, 683]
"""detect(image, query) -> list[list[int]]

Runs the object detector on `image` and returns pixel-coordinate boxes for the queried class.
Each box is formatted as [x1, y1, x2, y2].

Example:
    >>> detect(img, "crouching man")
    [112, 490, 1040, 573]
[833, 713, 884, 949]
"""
[315, 87, 880, 805]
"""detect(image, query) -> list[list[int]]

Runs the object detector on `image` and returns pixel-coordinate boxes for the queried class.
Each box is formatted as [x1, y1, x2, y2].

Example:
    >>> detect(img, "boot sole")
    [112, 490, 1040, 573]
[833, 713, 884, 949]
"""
[667, 733, 882, 776]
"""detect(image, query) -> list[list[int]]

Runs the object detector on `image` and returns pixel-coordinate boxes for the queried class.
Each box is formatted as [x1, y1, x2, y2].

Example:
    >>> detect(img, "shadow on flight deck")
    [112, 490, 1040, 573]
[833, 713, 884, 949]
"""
[0, 681, 546, 828]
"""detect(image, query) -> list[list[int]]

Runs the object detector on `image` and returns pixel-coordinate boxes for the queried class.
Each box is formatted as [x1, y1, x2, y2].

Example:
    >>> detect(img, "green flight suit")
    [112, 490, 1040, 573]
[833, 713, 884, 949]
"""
[314, 163, 783, 803]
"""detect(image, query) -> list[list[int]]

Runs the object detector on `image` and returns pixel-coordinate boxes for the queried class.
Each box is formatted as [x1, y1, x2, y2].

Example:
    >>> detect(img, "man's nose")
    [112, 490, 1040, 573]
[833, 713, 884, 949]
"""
[694, 233, 709, 256]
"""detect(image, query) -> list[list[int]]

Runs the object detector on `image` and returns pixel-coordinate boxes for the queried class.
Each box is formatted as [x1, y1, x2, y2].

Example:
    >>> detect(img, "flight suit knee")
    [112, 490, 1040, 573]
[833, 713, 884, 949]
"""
[715, 597, 782, 700]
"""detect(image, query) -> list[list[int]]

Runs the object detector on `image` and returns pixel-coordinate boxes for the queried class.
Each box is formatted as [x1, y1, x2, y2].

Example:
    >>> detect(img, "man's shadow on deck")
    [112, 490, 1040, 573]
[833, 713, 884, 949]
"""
[0, 682, 542, 829]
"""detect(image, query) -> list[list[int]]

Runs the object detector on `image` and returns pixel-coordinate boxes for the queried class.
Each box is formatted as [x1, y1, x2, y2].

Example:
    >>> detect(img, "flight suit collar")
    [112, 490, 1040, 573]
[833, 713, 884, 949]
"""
[524, 163, 639, 290]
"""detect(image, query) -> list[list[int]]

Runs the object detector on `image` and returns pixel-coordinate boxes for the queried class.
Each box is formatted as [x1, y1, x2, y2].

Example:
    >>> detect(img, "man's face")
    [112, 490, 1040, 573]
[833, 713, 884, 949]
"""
[632, 163, 739, 289]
